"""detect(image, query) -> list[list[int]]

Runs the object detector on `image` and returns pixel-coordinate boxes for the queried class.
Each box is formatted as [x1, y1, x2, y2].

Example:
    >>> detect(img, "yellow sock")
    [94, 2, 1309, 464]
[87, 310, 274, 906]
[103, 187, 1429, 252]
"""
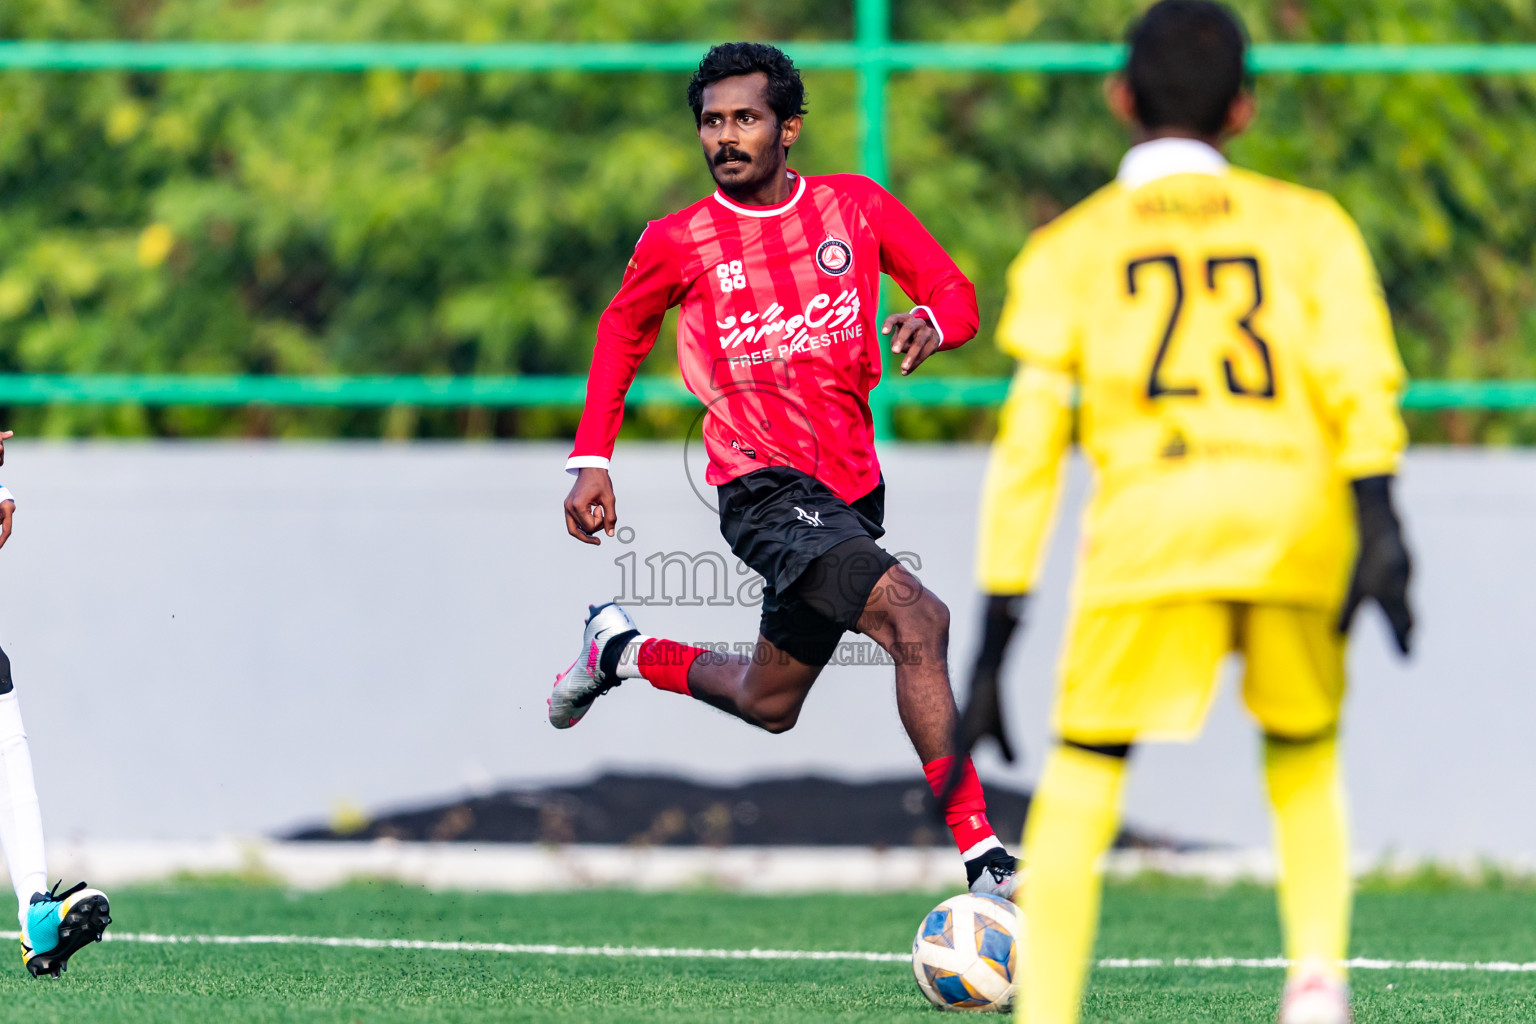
[1264, 733, 1350, 981]
[1019, 745, 1127, 1024]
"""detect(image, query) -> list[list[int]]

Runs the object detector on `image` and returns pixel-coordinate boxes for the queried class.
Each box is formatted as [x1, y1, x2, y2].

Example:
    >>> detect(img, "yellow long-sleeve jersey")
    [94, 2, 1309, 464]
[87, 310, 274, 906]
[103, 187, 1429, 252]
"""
[976, 165, 1407, 609]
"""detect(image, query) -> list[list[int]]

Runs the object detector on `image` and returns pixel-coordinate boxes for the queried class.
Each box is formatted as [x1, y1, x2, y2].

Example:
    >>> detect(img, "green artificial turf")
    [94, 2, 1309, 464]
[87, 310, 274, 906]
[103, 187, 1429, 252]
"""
[0, 875, 1531, 1022]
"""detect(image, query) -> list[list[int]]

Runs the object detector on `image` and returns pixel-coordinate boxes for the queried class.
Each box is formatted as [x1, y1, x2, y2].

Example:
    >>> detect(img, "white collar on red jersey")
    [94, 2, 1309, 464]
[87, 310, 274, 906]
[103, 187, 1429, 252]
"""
[712, 172, 806, 218]
[1116, 138, 1228, 190]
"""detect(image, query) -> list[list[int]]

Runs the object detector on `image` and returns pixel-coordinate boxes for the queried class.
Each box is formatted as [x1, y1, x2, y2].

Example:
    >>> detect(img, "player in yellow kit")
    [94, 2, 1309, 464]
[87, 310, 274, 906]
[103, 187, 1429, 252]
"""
[950, 3, 1414, 1022]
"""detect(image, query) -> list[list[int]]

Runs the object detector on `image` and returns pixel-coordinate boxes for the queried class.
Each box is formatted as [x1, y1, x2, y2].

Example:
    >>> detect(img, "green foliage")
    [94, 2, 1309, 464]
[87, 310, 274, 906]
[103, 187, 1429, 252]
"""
[0, 0, 1533, 440]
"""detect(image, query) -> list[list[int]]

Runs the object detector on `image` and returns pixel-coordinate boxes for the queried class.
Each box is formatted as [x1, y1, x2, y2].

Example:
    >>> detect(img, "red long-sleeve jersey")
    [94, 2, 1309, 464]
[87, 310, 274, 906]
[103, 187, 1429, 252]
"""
[567, 172, 979, 504]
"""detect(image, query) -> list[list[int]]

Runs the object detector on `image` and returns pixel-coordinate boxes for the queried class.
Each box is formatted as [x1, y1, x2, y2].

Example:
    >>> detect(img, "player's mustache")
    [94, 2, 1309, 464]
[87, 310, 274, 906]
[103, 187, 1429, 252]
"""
[714, 147, 751, 166]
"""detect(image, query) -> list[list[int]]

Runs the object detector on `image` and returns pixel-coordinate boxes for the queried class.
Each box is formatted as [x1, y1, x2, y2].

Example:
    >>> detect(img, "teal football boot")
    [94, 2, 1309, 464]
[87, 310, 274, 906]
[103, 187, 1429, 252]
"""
[21, 881, 110, 977]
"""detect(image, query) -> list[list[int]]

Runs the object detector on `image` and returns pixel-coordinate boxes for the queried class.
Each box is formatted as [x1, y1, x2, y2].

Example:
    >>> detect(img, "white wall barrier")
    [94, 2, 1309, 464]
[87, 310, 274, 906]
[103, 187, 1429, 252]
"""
[0, 441, 1526, 857]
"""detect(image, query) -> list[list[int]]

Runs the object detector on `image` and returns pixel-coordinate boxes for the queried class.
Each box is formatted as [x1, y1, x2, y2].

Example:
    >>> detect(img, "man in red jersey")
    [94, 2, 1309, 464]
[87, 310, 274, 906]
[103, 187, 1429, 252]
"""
[553, 42, 1019, 896]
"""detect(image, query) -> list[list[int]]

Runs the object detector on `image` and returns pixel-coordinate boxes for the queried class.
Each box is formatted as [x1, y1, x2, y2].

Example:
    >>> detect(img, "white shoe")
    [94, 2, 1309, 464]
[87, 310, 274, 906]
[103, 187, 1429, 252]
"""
[966, 847, 1023, 901]
[548, 603, 639, 729]
[1279, 965, 1351, 1024]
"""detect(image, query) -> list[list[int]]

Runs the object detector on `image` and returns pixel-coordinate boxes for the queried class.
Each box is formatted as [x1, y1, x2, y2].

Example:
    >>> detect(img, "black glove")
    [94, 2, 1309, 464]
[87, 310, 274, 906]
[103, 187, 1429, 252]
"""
[1338, 474, 1413, 655]
[938, 594, 1025, 808]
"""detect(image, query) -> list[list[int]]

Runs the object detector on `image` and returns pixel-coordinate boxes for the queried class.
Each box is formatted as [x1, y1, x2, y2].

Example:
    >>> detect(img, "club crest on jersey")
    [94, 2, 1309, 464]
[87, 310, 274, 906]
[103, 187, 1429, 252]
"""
[716, 259, 748, 294]
[815, 237, 853, 277]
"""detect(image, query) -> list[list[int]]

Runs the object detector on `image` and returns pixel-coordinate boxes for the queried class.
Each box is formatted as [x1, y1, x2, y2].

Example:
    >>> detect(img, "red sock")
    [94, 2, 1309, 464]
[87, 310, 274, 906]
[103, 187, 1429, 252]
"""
[639, 639, 707, 696]
[923, 756, 1000, 856]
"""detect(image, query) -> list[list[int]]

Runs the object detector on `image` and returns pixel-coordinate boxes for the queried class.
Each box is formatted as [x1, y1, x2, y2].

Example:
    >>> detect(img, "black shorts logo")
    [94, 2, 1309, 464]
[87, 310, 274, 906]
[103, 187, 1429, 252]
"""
[816, 237, 853, 277]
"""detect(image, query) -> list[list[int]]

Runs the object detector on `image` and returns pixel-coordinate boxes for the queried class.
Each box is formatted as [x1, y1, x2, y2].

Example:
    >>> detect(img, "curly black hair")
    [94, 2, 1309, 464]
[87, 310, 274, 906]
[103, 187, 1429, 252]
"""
[687, 42, 807, 127]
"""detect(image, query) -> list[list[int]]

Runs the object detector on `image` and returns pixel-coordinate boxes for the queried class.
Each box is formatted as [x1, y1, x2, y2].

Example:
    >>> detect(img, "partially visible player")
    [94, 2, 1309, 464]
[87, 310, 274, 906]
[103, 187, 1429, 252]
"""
[953, 3, 1412, 1021]
[0, 430, 112, 976]
[554, 43, 1021, 897]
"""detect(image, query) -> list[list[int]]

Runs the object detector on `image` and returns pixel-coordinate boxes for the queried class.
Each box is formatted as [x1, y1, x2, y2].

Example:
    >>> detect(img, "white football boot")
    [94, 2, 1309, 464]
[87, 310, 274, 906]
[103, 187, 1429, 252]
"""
[966, 847, 1024, 901]
[1278, 963, 1352, 1024]
[548, 603, 640, 729]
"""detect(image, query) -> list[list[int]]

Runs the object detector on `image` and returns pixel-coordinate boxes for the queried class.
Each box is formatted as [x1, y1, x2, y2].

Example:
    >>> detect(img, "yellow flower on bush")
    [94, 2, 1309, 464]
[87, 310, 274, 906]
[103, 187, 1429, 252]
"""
[137, 223, 175, 268]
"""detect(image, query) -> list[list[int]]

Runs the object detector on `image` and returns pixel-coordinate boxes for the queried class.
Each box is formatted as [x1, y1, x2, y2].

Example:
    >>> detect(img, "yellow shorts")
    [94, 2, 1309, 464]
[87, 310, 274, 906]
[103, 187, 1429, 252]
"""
[1053, 601, 1345, 744]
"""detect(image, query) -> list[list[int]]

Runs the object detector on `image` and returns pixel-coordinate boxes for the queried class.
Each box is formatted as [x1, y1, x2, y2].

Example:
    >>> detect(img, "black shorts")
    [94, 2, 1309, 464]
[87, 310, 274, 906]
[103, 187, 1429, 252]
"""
[718, 467, 901, 666]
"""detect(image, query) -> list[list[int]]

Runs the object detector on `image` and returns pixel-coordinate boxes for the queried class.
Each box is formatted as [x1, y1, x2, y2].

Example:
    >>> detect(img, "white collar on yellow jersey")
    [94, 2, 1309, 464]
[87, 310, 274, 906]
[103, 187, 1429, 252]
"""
[1116, 138, 1228, 190]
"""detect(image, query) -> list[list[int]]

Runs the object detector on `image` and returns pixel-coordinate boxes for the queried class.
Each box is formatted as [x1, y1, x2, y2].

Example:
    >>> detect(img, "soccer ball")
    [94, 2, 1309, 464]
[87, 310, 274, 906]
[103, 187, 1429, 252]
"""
[911, 892, 1021, 1012]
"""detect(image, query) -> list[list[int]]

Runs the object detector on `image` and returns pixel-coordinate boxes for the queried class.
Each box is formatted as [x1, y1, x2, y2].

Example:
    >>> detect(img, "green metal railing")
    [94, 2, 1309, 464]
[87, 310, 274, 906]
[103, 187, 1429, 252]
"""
[0, 374, 1524, 414]
[10, 40, 1536, 71]
[8, 0, 1536, 418]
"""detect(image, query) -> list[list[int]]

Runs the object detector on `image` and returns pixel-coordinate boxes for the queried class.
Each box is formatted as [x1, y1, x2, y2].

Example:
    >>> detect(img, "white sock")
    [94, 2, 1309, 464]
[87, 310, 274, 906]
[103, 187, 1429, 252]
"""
[614, 635, 653, 680]
[0, 693, 47, 927]
[960, 835, 1004, 863]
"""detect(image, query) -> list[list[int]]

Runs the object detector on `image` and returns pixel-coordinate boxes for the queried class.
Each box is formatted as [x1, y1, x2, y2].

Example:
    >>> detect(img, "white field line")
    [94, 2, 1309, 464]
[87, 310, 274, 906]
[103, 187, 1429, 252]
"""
[1099, 956, 1536, 972]
[0, 931, 911, 963]
[4, 929, 1535, 973]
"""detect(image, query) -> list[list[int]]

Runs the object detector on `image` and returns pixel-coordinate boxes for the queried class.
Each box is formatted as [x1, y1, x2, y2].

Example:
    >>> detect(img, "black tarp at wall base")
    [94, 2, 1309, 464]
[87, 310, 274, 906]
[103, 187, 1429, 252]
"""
[286, 774, 1196, 850]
